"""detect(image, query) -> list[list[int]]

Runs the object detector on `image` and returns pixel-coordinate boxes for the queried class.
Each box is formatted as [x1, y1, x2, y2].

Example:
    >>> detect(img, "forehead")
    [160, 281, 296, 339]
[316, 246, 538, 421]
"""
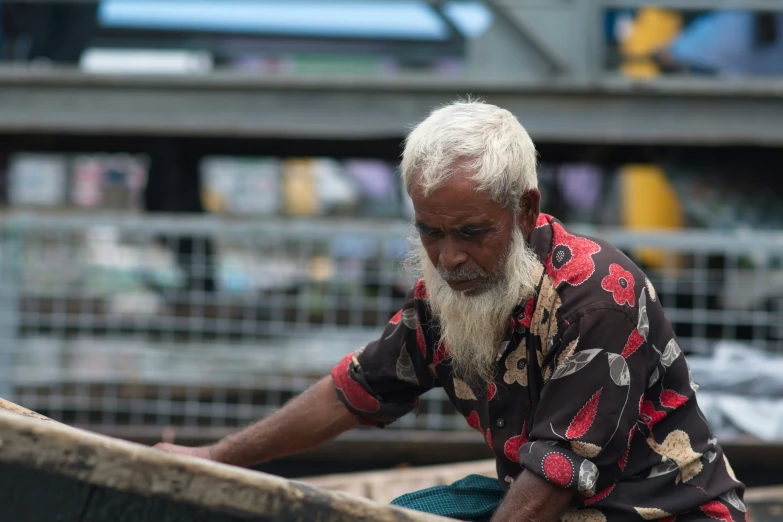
[410, 170, 506, 223]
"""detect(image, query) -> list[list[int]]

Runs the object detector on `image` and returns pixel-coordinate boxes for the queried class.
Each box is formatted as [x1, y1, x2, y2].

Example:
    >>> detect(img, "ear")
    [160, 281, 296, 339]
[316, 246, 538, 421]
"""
[516, 189, 541, 237]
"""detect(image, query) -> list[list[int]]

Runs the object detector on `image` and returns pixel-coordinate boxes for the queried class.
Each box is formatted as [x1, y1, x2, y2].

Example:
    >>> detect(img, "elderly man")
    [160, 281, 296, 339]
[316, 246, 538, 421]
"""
[157, 101, 745, 522]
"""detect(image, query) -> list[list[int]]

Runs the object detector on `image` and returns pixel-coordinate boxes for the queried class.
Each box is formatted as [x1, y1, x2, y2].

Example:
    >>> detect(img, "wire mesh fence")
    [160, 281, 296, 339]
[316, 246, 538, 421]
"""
[1, 214, 782, 440]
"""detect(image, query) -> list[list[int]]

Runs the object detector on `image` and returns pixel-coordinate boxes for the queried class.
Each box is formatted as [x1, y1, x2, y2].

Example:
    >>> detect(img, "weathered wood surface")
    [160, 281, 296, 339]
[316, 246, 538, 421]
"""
[0, 408, 448, 522]
[0, 396, 53, 421]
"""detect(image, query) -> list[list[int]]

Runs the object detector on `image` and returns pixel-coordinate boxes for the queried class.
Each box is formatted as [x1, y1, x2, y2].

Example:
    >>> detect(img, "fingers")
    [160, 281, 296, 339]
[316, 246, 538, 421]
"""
[153, 442, 213, 461]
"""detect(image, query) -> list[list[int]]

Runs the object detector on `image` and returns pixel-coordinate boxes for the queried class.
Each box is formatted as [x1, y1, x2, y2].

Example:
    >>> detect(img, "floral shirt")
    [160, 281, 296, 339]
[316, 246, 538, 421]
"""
[331, 214, 746, 522]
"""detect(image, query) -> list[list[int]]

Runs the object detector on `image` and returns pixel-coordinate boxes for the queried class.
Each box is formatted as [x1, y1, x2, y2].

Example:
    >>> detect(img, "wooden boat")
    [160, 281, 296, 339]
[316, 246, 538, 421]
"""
[0, 398, 445, 521]
[1, 398, 781, 521]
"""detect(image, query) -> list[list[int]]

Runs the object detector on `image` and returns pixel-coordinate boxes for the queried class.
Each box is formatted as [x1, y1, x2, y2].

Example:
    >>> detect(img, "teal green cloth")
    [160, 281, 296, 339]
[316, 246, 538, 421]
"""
[390, 474, 504, 521]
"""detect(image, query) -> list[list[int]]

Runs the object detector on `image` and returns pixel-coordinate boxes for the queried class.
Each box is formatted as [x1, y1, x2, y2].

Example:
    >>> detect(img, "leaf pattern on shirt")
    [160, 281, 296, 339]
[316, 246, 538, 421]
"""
[700, 501, 733, 522]
[385, 308, 419, 340]
[566, 389, 602, 439]
[621, 329, 645, 359]
[661, 338, 682, 368]
[721, 490, 746, 513]
[634, 507, 674, 520]
[660, 390, 688, 409]
[571, 441, 602, 458]
[618, 424, 636, 471]
[607, 353, 630, 387]
[395, 343, 419, 386]
[637, 287, 649, 341]
[647, 457, 679, 478]
[648, 367, 661, 389]
[453, 378, 477, 401]
[558, 337, 579, 367]
[551, 349, 602, 380]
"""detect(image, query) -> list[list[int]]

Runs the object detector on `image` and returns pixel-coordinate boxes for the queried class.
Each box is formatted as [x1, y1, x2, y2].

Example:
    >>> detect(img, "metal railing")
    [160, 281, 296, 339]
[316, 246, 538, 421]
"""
[1, 213, 781, 440]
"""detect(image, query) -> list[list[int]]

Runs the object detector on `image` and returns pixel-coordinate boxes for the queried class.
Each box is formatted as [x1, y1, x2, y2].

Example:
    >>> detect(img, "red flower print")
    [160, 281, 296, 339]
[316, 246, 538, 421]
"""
[566, 389, 602, 439]
[660, 390, 689, 410]
[700, 500, 733, 522]
[601, 264, 636, 307]
[331, 354, 380, 413]
[414, 279, 427, 300]
[486, 428, 493, 448]
[618, 424, 637, 470]
[433, 340, 449, 365]
[466, 411, 483, 434]
[536, 213, 552, 229]
[389, 310, 402, 325]
[517, 298, 535, 329]
[621, 329, 645, 359]
[504, 429, 527, 463]
[583, 484, 615, 506]
[545, 222, 601, 288]
[487, 382, 497, 401]
[543, 453, 573, 486]
[640, 400, 667, 431]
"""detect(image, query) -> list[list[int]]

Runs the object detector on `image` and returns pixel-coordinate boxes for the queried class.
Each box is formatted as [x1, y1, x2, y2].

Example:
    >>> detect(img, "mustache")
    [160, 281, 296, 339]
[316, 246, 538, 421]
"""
[436, 265, 489, 283]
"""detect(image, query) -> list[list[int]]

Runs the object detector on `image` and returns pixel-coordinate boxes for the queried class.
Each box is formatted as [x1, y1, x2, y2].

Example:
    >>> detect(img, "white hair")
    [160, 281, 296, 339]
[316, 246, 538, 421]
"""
[401, 99, 538, 213]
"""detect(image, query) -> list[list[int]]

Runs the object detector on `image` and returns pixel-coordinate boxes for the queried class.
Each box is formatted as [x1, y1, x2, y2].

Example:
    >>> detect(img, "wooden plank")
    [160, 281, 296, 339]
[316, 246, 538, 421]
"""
[0, 408, 448, 521]
[0, 397, 53, 422]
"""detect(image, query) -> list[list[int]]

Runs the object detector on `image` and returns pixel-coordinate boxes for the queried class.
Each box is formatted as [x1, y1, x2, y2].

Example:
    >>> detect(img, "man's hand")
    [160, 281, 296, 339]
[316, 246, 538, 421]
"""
[153, 443, 215, 461]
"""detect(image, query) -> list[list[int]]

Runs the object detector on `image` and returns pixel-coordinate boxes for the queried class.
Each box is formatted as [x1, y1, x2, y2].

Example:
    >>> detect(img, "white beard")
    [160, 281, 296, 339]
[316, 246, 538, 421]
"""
[406, 228, 540, 388]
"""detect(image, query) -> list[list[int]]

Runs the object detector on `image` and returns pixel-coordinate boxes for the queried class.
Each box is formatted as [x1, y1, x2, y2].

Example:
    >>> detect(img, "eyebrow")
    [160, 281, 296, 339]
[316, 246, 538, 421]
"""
[415, 221, 436, 231]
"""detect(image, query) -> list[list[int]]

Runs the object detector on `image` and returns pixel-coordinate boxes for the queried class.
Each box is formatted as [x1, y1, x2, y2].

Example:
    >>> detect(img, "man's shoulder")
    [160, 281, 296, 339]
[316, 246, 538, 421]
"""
[546, 221, 653, 327]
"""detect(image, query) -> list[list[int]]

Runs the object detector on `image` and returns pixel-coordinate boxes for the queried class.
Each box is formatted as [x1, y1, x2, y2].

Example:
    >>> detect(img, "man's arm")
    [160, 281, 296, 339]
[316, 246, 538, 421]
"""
[155, 376, 359, 467]
[491, 471, 575, 522]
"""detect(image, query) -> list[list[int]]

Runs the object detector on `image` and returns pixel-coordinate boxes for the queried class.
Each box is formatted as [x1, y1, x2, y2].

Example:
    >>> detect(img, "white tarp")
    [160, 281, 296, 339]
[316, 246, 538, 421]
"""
[689, 342, 783, 441]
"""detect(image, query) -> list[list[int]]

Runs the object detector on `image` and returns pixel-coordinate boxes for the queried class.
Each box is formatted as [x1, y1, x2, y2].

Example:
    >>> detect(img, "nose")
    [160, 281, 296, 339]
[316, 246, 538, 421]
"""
[438, 236, 469, 271]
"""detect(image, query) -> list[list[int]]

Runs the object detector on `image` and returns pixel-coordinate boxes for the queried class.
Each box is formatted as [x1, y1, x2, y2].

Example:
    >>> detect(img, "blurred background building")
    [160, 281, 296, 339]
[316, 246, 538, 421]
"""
[0, 0, 782, 486]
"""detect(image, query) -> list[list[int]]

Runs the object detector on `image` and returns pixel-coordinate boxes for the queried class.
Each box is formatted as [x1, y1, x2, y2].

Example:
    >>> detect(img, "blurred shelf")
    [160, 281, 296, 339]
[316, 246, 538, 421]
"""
[3, 68, 783, 145]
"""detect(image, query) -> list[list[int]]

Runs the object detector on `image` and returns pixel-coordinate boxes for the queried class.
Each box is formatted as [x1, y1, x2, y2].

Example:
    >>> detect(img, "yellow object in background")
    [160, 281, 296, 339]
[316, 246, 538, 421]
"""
[283, 158, 320, 216]
[620, 164, 684, 270]
[620, 7, 683, 79]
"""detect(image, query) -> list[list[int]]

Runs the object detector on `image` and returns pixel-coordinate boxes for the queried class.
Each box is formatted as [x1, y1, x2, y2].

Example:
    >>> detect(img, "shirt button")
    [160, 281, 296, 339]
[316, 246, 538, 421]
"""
[496, 417, 506, 429]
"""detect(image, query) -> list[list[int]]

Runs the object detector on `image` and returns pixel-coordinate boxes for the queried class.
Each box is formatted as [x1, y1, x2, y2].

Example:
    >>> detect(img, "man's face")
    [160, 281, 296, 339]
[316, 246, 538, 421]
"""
[410, 171, 514, 295]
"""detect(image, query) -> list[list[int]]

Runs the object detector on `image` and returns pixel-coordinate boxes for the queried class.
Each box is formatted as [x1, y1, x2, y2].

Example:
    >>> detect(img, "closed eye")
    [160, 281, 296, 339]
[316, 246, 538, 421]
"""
[457, 226, 484, 239]
[416, 223, 442, 237]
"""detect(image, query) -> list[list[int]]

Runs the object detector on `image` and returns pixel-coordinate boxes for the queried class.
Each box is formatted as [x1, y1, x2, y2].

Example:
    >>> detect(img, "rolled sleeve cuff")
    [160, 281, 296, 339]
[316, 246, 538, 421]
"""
[518, 441, 599, 497]
[331, 353, 417, 428]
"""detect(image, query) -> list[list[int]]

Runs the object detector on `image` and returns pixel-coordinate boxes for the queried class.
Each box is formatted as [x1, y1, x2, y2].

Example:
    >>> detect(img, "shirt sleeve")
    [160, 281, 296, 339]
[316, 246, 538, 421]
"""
[331, 283, 436, 427]
[518, 307, 648, 498]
